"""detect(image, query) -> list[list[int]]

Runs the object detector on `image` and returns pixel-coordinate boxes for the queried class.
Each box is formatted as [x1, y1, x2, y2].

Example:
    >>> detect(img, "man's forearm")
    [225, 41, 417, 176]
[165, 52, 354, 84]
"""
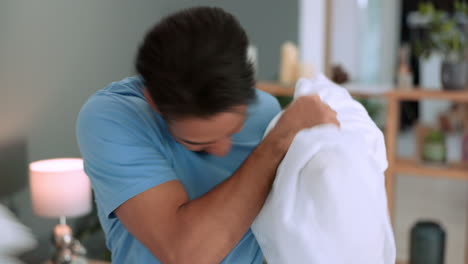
[173, 131, 289, 263]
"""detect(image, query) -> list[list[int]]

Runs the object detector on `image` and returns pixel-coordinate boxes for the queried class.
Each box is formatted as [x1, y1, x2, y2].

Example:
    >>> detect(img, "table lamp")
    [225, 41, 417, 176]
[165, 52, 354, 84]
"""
[29, 158, 92, 264]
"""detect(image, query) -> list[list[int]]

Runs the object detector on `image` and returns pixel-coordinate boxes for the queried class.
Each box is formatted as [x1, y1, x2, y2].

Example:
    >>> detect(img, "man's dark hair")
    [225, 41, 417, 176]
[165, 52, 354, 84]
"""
[135, 6, 256, 120]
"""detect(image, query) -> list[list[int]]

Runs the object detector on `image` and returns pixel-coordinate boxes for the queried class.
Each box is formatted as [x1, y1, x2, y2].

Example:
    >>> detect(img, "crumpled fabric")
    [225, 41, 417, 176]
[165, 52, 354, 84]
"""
[252, 74, 396, 264]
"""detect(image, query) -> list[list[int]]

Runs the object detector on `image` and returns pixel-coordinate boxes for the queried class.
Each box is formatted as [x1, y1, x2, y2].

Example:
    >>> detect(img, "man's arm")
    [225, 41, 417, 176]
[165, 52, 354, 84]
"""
[115, 95, 338, 264]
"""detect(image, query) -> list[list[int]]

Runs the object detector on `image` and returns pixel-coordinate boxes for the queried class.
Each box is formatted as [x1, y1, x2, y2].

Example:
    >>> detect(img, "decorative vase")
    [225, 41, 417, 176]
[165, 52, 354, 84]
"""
[445, 132, 463, 163]
[441, 61, 468, 90]
[419, 53, 450, 125]
[410, 221, 445, 264]
[419, 53, 443, 89]
[463, 133, 468, 162]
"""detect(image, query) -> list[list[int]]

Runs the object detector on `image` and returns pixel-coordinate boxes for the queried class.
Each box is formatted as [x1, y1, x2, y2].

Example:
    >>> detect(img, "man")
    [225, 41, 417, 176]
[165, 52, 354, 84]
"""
[77, 6, 338, 264]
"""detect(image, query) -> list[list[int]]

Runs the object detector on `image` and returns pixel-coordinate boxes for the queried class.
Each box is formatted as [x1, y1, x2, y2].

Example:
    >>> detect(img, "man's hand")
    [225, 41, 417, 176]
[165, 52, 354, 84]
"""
[269, 95, 340, 150]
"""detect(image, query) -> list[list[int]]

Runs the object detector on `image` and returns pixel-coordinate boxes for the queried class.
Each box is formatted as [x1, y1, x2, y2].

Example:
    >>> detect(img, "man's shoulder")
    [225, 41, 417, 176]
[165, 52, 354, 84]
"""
[91, 76, 144, 104]
[76, 76, 163, 146]
[252, 89, 281, 115]
[234, 89, 281, 141]
[250, 89, 281, 123]
[79, 76, 149, 120]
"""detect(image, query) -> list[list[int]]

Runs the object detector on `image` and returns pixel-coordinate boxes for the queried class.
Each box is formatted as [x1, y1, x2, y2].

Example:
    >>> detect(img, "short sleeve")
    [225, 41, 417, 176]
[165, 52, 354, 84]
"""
[76, 95, 178, 219]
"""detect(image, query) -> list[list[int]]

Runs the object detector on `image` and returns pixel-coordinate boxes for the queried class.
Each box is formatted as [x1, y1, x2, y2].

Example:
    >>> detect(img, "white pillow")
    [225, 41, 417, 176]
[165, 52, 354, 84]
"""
[0, 204, 37, 263]
[252, 75, 395, 264]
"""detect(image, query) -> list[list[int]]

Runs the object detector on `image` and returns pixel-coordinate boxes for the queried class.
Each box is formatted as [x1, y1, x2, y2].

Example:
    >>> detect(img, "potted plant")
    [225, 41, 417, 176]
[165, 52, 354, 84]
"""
[409, 1, 468, 90]
[422, 129, 447, 163]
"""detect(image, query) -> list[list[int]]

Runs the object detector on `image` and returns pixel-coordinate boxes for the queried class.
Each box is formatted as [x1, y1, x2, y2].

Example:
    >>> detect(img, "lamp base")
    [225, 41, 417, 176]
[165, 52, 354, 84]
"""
[50, 222, 88, 264]
[45, 260, 108, 264]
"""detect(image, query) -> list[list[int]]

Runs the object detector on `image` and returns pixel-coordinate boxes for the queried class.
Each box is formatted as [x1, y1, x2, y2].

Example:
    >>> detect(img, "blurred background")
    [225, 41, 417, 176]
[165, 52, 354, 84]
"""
[0, 0, 467, 263]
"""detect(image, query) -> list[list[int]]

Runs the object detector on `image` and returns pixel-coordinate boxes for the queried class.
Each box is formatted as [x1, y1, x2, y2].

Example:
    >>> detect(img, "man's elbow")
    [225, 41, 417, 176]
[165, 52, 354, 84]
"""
[147, 236, 219, 264]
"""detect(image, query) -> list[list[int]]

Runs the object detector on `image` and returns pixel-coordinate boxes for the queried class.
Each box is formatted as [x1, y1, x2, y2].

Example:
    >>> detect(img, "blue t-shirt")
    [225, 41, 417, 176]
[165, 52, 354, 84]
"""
[76, 76, 281, 264]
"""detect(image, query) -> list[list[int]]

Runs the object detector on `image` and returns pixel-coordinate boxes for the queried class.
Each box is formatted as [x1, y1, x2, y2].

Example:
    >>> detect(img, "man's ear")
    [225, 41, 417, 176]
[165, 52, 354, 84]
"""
[143, 88, 160, 113]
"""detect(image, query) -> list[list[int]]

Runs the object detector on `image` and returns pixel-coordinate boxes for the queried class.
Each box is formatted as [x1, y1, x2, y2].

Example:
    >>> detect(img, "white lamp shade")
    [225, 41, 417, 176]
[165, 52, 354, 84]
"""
[29, 158, 92, 218]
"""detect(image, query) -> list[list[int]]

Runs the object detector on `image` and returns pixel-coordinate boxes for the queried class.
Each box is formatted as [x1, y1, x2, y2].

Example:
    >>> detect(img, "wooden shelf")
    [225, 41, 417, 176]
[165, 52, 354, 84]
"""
[256, 82, 294, 97]
[256, 81, 388, 98]
[394, 158, 468, 180]
[386, 89, 468, 102]
[348, 90, 387, 99]
[258, 81, 468, 102]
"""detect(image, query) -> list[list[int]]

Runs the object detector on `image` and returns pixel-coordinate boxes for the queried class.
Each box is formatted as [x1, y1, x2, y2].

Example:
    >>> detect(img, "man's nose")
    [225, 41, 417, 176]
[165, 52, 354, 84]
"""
[207, 138, 232, 157]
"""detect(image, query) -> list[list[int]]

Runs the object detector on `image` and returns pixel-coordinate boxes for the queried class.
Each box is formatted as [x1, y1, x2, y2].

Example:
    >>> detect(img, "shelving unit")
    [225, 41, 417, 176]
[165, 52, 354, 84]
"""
[385, 89, 468, 264]
[256, 82, 294, 96]
[384, 90, 468, 210]
[256, 82, 468, 264]
[394, 158, 468, 180]
[386, 89, 468, 102]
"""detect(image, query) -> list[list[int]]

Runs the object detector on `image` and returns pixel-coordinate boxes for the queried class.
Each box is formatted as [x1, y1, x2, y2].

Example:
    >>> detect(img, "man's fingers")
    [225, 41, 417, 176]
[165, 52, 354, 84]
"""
[334, 119, 341, 128]
[324, 105, 340, 128]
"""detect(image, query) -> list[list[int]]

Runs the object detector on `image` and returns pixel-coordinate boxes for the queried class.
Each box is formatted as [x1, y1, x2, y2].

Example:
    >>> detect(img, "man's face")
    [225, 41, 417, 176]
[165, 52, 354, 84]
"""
[144, 87, 247, 157]
[167, 105, 247, 157]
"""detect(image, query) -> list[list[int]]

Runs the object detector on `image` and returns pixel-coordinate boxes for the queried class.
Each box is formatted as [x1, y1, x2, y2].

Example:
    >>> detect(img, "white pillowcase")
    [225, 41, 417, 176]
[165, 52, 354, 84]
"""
[0, 204, 37, 264]
[252, 75, 395, 264]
